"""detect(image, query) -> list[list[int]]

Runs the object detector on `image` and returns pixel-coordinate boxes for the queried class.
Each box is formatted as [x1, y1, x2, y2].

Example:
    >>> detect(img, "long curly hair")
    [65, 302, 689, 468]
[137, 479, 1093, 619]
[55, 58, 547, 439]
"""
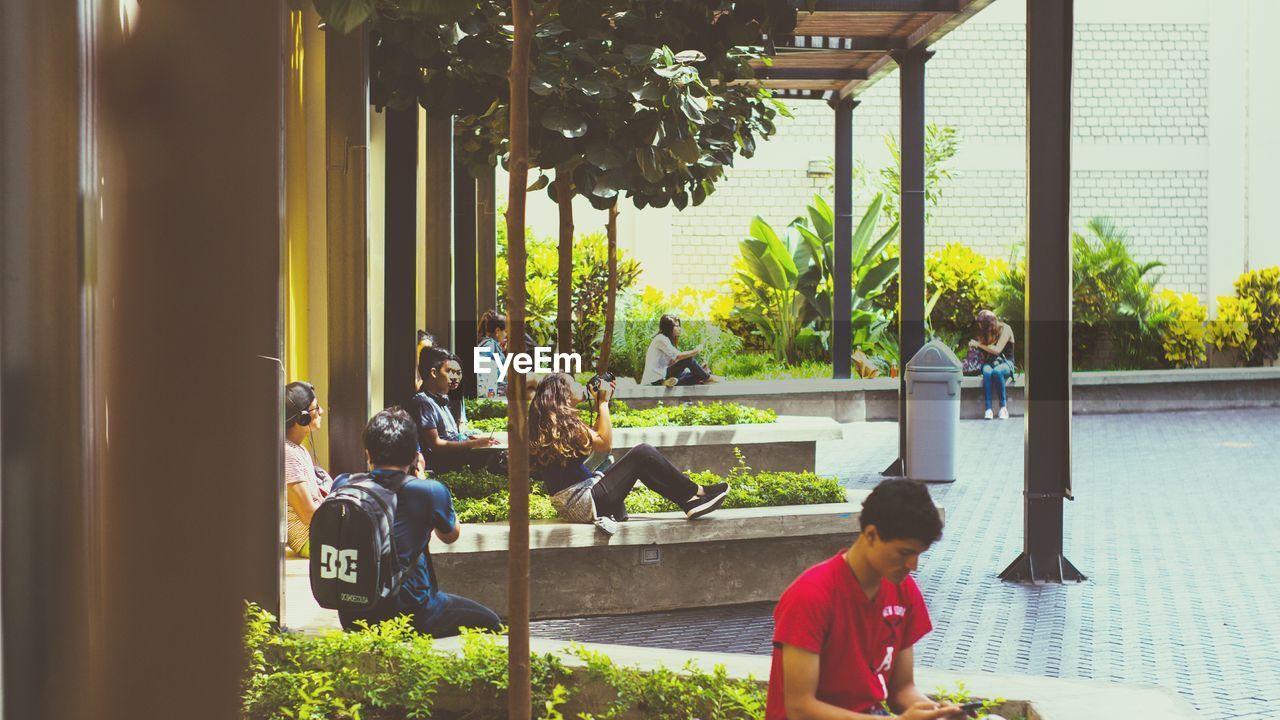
[528, 373, 590, 470]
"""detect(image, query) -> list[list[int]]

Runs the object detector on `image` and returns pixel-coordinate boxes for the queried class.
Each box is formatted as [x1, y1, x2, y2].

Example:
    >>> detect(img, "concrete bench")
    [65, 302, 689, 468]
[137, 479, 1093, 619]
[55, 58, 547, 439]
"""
[282, 490, 876, 629]
[492, 414, 845, 474]
[615, 367, 1280, 421]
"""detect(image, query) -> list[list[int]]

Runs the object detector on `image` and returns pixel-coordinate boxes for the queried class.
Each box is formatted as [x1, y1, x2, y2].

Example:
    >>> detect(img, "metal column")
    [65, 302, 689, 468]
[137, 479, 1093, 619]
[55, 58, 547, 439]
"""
[384, 107, 418, 407]
[831, 97, 858, 380]
[326, 27, 371, 473]
[884, 48, 933, 477]
[1000, 0, 1085, 584]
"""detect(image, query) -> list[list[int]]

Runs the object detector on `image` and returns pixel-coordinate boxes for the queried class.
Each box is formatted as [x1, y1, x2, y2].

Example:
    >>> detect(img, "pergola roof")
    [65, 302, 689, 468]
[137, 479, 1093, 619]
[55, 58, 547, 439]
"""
[752, 0, 996, 100]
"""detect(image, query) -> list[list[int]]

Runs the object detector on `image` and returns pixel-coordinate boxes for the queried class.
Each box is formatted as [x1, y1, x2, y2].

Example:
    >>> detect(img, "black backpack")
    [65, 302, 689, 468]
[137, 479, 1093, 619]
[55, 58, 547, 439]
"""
[309, 471, 427, 612]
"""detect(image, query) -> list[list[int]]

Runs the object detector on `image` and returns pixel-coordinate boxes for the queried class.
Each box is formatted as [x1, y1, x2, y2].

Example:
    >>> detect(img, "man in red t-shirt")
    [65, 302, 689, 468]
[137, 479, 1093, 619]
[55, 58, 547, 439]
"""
[767, 479, 962, 720]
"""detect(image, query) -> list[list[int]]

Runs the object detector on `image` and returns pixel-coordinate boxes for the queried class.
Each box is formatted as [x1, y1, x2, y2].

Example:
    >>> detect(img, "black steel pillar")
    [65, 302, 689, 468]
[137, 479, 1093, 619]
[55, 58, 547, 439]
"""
[831, 97, 858, 379]
[326, 27, 371, 473]
[884, 48, 933, 477]
[1000, 0, 1085, 584]
[454, 155, 478, 396]
[384, 107, 418, 408]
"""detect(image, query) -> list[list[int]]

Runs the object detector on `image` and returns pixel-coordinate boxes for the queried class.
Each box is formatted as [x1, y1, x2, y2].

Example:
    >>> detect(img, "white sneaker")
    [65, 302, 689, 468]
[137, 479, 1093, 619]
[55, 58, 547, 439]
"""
[998, 407, 1009, 420]
[662, 377, 679, 388]
[984, 409, 994, 420]
[593, 516, 619, 535]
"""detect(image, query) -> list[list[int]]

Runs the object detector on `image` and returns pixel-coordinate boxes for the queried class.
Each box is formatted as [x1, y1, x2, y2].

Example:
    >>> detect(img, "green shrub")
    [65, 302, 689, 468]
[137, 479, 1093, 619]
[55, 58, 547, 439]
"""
[716, 354, 834, 380]
[467, 401, 776, 434]
[925, 243, 1005, 352]
[441, 462, 845, 523]
[466, 397, 511, 421]
[244, 603, 768, 720]
[1154, 290, 1207, 369]
[607, 286, 742, 382]
[1207, 295, 1259, 360]
[1232, 266, 1280, 365]
[496, 228, 642, 363]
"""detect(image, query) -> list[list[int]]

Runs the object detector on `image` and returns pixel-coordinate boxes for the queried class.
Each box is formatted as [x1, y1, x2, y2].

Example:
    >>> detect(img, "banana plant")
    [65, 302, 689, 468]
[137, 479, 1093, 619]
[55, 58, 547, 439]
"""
[792, 193, 900, 330]
[735, 217, 809, 363]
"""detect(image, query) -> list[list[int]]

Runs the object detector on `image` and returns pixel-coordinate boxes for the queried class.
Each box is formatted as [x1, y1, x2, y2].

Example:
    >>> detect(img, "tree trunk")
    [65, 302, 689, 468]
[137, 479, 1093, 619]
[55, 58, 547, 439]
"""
[597, 204, 619, 374]
[506, 1, 533, 717]
[555, 166, 574, 355]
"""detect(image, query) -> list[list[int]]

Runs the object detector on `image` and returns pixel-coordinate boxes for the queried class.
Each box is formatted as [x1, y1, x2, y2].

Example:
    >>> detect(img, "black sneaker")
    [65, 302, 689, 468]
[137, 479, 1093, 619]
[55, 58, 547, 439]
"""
[683, 483, 729, 519]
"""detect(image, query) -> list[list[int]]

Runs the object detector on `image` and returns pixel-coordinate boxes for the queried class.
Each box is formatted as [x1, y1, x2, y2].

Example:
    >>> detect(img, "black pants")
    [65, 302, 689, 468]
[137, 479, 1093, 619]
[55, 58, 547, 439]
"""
[650, 357, 710, 386]
[590, 443, 699, 518]
[340, 592, 501, 638]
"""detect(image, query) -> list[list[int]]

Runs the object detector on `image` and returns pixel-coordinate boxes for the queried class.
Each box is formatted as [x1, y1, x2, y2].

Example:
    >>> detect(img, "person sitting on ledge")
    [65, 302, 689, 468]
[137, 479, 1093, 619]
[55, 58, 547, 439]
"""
[408, 346, 498, 474]
[528, 372, 729, 535]
[970, 309, 1016, 421]
[768, 479, 984, 720]
[641, 313, 721, 388]
[444, 351, 480, 439]
[334, 408, 501, 638]
[475, 309, 507, 399]
[283, 381, 332, 558]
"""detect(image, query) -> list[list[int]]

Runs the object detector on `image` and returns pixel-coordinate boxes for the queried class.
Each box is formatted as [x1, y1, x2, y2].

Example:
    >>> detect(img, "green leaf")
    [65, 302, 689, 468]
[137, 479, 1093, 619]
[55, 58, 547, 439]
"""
[680, 94, 706, 123]
[668, 138, 701, 164]
[635, 147, 663, 183]
[674, 50, 707, 64]
[806, 195, 833, 240]
[529, 74, 556, 96]
[623, 44, 658, 65]
[313, 0, 376, 33]
[526, 174, 550, 192]
[540, 108, 588, 138]
[856, 257, 899, 298]
[850, 193, 885, 263]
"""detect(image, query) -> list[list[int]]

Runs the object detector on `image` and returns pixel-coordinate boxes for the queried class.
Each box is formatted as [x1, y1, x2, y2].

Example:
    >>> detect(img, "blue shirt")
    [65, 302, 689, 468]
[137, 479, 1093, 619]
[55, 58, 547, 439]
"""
[333, 469, 457, 624]
[409, 391, 463, 458]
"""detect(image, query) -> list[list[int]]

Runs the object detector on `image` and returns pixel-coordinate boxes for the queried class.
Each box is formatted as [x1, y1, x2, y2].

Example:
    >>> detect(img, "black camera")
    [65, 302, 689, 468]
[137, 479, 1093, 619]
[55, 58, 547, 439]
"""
[586, 371, 616, 401]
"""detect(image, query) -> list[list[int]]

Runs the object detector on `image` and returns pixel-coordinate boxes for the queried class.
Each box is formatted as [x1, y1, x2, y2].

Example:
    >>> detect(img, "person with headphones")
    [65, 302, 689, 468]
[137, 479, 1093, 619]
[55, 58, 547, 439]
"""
[284, 381, 333, 558]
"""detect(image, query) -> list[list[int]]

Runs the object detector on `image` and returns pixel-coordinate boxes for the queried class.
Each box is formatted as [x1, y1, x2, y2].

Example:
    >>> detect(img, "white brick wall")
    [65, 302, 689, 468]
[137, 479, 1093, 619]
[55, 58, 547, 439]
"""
[666, 17, 1215, 300]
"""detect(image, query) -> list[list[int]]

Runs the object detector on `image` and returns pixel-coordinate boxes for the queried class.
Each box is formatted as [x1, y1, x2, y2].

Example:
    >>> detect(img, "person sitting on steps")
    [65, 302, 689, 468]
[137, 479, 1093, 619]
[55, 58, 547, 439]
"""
[641, 313, 721, 388]
[283, 381, 332, 558]
[528, 372, 729, 535]
[408, 346, 499, 474]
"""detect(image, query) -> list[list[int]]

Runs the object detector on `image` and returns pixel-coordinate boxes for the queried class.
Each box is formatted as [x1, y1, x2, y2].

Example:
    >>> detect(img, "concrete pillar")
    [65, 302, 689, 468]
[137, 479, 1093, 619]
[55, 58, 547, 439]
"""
[325, 27, 371, 472]
[1001, 0, 1084, 584]
[98, 0, 284, 714]
[455, 158, 478, 393]
[1, 1, 92, 716]
[831, 97, 856, 380]
[1207, 0, 1248, 309]
[424, 114, 454, 347]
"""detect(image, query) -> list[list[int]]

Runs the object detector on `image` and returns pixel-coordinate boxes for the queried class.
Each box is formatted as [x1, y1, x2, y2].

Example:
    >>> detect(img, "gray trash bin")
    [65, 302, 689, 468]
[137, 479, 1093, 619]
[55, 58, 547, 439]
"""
[905, 339, 962, 483]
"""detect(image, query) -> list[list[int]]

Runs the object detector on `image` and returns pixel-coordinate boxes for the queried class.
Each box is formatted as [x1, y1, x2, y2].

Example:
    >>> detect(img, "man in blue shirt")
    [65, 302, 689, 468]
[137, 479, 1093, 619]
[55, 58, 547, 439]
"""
[334, 408, 501, 637]
[410, 346, 499, 473]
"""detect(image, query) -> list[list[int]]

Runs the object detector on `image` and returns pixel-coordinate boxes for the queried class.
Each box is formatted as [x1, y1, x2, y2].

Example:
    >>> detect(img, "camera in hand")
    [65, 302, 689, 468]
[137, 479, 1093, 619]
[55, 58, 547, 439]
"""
[586, 371, 615, 403]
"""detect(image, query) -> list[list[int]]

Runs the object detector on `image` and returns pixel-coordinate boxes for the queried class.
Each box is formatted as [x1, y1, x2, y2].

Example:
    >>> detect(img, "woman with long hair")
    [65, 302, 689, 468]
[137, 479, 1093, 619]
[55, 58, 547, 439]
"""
[476, 309, 507, 398]
[641, 314, 718, 387]
[529, 373, 728, 533]
[969, 309, 1016, 419]
[283, 381, 332, 557]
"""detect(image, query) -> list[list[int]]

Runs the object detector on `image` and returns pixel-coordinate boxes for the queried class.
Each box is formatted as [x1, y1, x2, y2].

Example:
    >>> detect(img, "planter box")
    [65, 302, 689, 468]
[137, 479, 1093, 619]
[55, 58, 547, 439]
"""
[433, 490, 872, 619]
[616, 368, 1280, 421]
[492, 414, 845, 474]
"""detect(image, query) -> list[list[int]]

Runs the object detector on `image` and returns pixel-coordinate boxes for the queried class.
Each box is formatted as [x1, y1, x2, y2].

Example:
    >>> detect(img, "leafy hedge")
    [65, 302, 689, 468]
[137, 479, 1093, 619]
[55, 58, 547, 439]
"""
[463, 401, 776, 434]
[243, 604, 769, 719]
[441, 463, 846, 524]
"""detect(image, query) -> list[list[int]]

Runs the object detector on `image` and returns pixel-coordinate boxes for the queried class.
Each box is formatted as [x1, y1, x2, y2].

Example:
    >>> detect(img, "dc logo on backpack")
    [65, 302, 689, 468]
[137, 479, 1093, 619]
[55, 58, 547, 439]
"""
[309, 471, 417, 612]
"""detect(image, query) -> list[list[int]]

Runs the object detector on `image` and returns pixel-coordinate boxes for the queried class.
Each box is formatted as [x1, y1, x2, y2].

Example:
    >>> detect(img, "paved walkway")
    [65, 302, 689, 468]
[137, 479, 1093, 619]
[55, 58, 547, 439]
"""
[530, 408, 1280, 720]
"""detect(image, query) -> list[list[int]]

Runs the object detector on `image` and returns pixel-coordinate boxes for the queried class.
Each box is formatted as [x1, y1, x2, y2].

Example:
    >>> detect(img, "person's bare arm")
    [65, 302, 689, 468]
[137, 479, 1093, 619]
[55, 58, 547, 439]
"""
[286, 482, 321, 525]
[435, 524, 461, 544]
[887, 646, 955, 715]
[421, 426, 496, 453]
[588, 382, 614, 453]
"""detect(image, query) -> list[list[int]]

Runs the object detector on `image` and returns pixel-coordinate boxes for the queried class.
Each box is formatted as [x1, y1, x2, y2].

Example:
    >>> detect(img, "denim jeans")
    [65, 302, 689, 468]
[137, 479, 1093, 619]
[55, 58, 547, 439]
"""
[343, 592, 501, 638]
[982, 361, 1014, 410]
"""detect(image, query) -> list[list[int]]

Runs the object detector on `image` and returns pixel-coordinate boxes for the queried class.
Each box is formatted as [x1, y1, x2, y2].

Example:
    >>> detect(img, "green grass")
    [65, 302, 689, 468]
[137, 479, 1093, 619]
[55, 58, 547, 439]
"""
[464, 400, 777, 434]
[717, 354, 834, 381]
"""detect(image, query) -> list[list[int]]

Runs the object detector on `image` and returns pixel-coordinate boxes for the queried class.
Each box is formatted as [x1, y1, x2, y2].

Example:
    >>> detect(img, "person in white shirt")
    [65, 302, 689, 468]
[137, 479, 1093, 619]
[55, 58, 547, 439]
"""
[640, 314, 721, 387]
[283, 381, 332, 557]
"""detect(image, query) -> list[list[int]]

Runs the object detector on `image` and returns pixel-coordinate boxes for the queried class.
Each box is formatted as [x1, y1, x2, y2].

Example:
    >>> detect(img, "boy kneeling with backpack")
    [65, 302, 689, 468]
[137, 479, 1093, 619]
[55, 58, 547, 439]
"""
[310, 407, 501, 637]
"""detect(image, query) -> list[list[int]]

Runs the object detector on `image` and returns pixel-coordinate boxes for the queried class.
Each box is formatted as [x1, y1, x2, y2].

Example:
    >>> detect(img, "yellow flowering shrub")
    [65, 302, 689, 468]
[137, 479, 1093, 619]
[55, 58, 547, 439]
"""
[1207, 295, 1259, 359]
[1155, 289, 1207, 368]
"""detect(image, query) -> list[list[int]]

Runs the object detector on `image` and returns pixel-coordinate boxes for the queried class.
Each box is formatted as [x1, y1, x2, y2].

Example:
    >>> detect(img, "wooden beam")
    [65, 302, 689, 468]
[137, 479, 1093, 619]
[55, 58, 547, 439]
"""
[792, 0, 961, 12]
[777, 35, 909, 51]
[758, 67, 870, 80]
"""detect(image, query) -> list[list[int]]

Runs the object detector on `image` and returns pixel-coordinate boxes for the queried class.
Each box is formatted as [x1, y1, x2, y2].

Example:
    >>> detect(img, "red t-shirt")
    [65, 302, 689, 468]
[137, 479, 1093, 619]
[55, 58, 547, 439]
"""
[765, 552, 932, 719]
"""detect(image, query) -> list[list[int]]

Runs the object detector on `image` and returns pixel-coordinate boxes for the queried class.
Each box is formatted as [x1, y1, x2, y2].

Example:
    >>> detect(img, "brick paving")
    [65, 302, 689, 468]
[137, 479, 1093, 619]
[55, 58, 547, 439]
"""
[530, 408, 1280, 720]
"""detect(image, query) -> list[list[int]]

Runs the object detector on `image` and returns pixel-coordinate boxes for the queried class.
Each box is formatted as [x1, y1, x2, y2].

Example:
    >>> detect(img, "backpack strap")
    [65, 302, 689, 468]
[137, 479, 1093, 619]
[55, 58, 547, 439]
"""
[369, 470, 437, 594]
